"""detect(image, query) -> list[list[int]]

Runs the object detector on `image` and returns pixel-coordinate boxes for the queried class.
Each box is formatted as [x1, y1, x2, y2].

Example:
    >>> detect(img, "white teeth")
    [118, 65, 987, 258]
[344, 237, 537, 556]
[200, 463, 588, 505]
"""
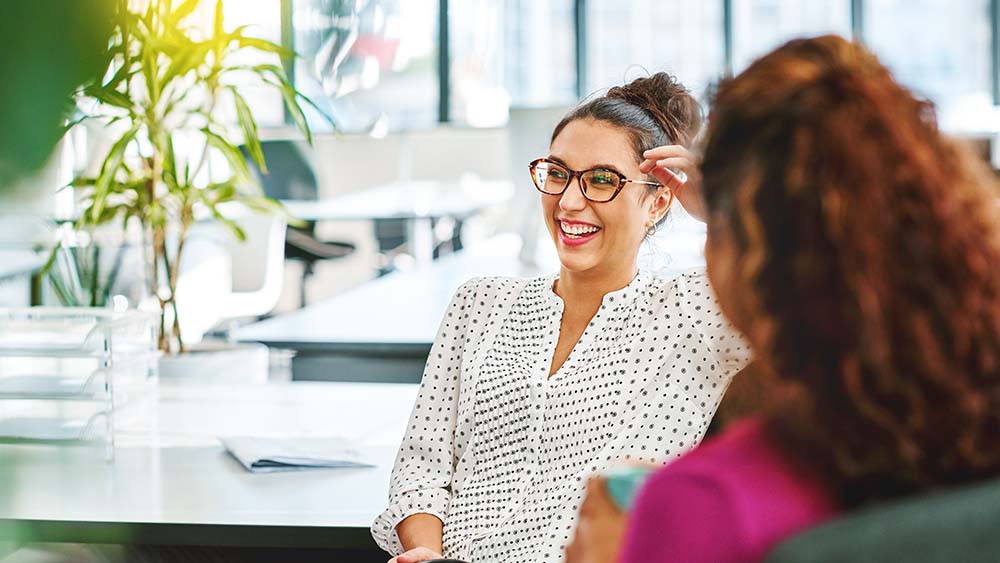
[559, 221, 601, 236]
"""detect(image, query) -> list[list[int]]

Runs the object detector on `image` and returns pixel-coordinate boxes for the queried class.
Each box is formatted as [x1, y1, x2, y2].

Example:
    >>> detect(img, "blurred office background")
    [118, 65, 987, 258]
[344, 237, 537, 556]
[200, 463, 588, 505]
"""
[1, 0, 997, 342]
[1, 2, 999, 561]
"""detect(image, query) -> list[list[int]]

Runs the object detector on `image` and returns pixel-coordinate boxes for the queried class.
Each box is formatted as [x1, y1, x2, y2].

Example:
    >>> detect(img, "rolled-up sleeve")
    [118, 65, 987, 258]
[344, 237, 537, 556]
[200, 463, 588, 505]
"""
[371, 279, 479, 555]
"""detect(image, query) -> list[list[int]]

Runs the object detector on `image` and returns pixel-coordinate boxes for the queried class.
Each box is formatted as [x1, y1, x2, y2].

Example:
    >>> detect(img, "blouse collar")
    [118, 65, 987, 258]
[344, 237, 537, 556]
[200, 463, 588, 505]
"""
[545, 271, 649, 313]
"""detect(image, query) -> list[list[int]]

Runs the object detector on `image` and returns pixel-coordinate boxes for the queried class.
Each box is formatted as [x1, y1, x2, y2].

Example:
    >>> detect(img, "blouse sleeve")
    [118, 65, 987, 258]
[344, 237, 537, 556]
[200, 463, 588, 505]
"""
[370, 278, 481, 555]
[677, 268, 751, 379]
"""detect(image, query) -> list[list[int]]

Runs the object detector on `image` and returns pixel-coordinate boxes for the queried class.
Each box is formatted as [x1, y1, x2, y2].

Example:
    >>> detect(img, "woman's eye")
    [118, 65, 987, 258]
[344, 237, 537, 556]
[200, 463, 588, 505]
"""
[591, 173, 614, 184]
[551, 169, 568, 179]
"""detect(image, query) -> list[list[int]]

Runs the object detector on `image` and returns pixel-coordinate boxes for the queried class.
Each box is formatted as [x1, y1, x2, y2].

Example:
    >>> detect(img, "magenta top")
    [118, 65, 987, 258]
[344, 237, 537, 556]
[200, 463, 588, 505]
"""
[619, 418, 840, 563]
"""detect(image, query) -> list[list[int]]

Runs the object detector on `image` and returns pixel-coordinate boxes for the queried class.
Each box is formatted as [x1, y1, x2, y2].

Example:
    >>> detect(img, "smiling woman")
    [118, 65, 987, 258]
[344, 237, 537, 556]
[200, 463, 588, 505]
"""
[372, 72, 751, 563]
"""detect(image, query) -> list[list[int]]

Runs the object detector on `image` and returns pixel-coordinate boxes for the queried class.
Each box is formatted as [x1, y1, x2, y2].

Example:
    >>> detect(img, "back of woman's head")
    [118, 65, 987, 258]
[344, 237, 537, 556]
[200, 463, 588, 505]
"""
[702, 34, 1000, 506]
[553, 72, 703, 156]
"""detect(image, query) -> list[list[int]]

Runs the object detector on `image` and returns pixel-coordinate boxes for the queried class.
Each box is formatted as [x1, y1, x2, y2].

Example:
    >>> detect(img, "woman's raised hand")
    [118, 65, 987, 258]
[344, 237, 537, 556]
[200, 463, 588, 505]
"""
[639, 145, 706, 222]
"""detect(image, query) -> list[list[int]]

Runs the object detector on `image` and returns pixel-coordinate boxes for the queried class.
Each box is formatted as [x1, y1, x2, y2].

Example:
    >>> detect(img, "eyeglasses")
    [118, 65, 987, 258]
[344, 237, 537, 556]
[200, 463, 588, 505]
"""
[528, 158, 663, 203]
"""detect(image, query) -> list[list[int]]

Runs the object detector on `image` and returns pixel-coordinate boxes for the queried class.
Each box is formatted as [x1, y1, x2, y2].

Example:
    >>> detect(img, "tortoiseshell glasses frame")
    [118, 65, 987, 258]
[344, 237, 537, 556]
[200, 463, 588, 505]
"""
[528, 158, 663, 203]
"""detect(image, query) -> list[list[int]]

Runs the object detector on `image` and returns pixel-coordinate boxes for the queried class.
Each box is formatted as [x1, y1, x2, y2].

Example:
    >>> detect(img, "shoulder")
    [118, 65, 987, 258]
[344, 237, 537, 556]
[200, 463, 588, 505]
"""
[638, 267, 720, 322]
[447, 276, 547, 320]
[643, 266, 712, 301]
[629, 419, 838, 561]
[454, 275, 549, 302]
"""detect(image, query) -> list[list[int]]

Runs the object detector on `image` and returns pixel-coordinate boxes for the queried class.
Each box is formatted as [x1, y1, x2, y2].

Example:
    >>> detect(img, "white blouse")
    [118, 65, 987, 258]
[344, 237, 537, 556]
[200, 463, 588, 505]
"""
[371, 269, 750, 562]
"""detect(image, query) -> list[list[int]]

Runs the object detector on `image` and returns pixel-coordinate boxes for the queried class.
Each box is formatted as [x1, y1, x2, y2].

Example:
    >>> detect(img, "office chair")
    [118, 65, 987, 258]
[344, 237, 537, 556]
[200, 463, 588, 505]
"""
[764, 476, 1000, 562]
[245, 140, 356, 307]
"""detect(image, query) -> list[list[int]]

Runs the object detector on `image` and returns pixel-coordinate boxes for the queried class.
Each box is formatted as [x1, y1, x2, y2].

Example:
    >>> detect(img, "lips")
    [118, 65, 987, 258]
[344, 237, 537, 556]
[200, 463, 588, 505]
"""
[557, 219, 602, 246]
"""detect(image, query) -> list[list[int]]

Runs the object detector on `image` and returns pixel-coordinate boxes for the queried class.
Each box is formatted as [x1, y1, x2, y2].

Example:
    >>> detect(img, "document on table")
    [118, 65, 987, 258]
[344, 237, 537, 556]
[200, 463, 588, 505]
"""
[220, 436, 376, 473]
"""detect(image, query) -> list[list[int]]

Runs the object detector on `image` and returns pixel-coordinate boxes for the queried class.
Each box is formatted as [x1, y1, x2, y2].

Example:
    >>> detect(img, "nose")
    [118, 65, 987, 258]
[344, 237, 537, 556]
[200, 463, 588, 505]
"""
[558, 176, 587, 211]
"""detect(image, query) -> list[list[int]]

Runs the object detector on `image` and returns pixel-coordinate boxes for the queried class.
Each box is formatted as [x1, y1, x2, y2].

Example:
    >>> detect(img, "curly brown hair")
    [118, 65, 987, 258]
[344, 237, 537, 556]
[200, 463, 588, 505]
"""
[701, 35, 1000, 507]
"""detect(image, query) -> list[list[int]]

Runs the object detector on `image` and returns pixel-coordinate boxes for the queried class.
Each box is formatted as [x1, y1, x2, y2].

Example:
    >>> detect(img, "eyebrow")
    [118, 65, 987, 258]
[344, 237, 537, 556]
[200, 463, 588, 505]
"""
[547, 154, 625, 175]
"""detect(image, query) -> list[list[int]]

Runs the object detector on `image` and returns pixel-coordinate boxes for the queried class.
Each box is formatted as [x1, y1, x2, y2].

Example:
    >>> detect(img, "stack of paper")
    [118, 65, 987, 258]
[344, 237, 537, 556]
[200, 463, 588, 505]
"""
[220, 436, 376, 473]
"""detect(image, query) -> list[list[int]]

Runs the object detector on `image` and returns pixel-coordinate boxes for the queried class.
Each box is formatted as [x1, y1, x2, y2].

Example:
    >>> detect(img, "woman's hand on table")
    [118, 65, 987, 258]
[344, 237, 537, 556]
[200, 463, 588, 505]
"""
[389, 546, 444, 563]
[564, 476, 629, 563]
[640, 145, 706, 222]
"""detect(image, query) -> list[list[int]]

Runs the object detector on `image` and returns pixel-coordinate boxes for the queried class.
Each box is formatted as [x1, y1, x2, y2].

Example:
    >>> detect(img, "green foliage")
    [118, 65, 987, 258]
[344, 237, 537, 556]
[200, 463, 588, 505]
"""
[0, 0, 114, 185]
[57, 0, 329, 353]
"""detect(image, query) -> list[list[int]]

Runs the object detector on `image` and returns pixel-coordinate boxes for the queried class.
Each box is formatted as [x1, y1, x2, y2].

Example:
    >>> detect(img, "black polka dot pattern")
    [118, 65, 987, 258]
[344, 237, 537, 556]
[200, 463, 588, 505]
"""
[371, 268, 750, 561]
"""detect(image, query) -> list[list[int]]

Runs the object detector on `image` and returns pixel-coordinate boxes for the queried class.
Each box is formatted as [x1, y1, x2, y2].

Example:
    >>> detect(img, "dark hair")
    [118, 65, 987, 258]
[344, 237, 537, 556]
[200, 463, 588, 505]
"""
[552, 72, 703, 162]
[702, 35, 1000, 507]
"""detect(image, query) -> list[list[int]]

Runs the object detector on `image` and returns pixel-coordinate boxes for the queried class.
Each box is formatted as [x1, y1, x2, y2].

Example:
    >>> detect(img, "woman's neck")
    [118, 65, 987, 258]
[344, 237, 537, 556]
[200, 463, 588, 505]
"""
[554, 263, 639, 310]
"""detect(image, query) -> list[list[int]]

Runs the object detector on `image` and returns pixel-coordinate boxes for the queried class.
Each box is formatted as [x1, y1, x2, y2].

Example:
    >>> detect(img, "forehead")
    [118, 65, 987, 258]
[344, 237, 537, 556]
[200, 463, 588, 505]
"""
[549, 118, 638, 171]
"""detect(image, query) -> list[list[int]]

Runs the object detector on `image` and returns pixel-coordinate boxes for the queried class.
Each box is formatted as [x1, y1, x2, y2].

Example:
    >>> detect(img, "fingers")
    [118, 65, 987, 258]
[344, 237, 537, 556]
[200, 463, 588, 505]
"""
[642, 145, 692, 161]
[647, 166, 687, 191]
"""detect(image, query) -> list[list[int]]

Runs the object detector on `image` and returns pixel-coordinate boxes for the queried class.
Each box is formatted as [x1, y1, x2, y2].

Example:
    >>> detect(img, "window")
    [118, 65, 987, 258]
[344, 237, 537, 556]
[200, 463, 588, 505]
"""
[449, 0, 576, 127]
[267, 1, 1000, 132]
[586, 0, 726, 101]
[292, 0, 439, 133]
[863, 0, 992, 111]
[731, 0, 853, 72]
[221, 0, 286, 128]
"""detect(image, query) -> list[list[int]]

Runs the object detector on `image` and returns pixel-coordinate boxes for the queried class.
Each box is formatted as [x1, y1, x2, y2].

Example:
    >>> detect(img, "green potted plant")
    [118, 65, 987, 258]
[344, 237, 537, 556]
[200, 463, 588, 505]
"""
[55, 0, 325, 354]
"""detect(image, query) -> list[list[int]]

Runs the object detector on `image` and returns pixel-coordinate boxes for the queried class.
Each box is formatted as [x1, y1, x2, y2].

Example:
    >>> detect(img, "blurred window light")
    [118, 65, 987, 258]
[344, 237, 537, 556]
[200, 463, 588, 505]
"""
[732, 0, 852, 73]
[864, 0, 992, 113]
[450, 0, 576, 128]
[586, 0, 725, 101]
[222, 0, 286, 128]
[292, 0, 439, 133]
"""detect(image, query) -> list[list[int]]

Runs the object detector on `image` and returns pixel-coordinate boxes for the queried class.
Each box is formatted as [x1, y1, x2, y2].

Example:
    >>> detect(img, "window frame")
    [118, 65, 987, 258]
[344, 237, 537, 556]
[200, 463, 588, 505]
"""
[274, 0, 1000, 128]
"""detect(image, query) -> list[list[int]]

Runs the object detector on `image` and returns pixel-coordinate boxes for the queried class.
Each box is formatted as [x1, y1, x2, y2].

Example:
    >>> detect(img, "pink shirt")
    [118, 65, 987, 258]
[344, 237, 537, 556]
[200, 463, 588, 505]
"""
[619, 418, 840, 563]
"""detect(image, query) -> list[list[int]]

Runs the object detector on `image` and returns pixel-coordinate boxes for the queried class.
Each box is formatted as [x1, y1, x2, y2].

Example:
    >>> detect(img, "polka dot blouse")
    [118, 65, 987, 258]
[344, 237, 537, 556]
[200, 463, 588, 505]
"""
[371, 268, 751, 562]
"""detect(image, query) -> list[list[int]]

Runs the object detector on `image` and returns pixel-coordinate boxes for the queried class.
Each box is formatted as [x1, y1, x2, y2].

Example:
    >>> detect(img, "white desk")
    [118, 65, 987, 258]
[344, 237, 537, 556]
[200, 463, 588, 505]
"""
[281, 180, 514, 267]
[235, 235, 553, 382]
[280, 180, 513, 223]
[0, 380, 418, 550]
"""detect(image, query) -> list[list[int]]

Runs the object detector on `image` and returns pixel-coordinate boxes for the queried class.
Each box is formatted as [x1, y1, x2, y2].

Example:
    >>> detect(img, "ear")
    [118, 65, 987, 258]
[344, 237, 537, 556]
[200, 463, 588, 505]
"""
[647, 185, 675, 225]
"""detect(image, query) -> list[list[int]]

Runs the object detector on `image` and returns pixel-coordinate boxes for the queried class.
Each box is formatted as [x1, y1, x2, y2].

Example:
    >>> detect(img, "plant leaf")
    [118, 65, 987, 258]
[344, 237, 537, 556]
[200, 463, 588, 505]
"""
[160, 41, 211, 90]
[229, 87, 266, 173]
[208, 204, 247, 242]
[90, 126, 139, 223]
[202, 127, 252, 185]
[213, 0, 224, 43]
[83, 84, 134, 110]
[168, 0, 199, 26]
[236, 36, 294, 59]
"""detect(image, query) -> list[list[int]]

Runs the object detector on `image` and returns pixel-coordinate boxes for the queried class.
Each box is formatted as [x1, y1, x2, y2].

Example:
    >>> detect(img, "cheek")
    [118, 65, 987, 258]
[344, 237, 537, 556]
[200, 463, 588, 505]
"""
[539, 196, 558, 224]
[598, 200, 647, 240]
[540, 195, 559, 214]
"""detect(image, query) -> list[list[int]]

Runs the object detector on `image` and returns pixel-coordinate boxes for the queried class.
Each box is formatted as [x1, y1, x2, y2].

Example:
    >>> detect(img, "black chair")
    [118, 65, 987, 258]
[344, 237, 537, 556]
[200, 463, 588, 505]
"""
[245, 140, 356, 307]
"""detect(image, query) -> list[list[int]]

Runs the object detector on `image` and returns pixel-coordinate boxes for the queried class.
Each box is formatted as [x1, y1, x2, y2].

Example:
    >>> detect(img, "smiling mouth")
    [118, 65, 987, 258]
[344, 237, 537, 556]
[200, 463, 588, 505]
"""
[559, 220, 602, 239]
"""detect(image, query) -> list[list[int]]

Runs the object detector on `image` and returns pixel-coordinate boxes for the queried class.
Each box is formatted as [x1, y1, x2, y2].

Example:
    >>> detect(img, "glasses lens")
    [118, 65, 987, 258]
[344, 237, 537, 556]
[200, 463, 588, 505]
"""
[581, 169, 622, 202]
[532, 161, 570, 194]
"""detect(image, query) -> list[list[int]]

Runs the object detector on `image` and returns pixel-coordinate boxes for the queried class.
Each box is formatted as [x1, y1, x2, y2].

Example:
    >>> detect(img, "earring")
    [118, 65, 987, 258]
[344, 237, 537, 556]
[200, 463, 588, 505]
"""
[646, 222, 657, 236]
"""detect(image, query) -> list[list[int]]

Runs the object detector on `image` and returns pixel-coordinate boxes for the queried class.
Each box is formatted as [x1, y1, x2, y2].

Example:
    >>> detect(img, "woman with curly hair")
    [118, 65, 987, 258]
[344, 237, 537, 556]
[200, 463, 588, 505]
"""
[566, 34, 1000, 563]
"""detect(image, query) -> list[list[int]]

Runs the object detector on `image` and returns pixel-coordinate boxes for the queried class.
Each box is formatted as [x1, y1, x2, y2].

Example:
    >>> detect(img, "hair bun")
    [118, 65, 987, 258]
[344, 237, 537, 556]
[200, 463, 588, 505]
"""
[606, 72, 702, 145]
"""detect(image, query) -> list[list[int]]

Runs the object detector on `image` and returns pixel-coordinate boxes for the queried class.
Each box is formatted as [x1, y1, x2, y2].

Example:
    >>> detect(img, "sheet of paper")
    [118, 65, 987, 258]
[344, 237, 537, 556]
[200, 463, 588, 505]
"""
[220, 435, 377, 473]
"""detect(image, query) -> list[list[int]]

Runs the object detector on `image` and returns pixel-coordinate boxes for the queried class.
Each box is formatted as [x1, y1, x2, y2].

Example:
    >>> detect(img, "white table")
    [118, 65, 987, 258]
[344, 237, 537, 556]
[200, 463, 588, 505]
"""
[235, 235, 554, 382]
[0, 380, 418, 550]
[281, 179, 514, 267]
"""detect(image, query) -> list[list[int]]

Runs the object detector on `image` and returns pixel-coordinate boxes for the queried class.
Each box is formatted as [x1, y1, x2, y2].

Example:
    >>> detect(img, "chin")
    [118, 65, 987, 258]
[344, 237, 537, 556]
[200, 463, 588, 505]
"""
[556, 251, 600, 274]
